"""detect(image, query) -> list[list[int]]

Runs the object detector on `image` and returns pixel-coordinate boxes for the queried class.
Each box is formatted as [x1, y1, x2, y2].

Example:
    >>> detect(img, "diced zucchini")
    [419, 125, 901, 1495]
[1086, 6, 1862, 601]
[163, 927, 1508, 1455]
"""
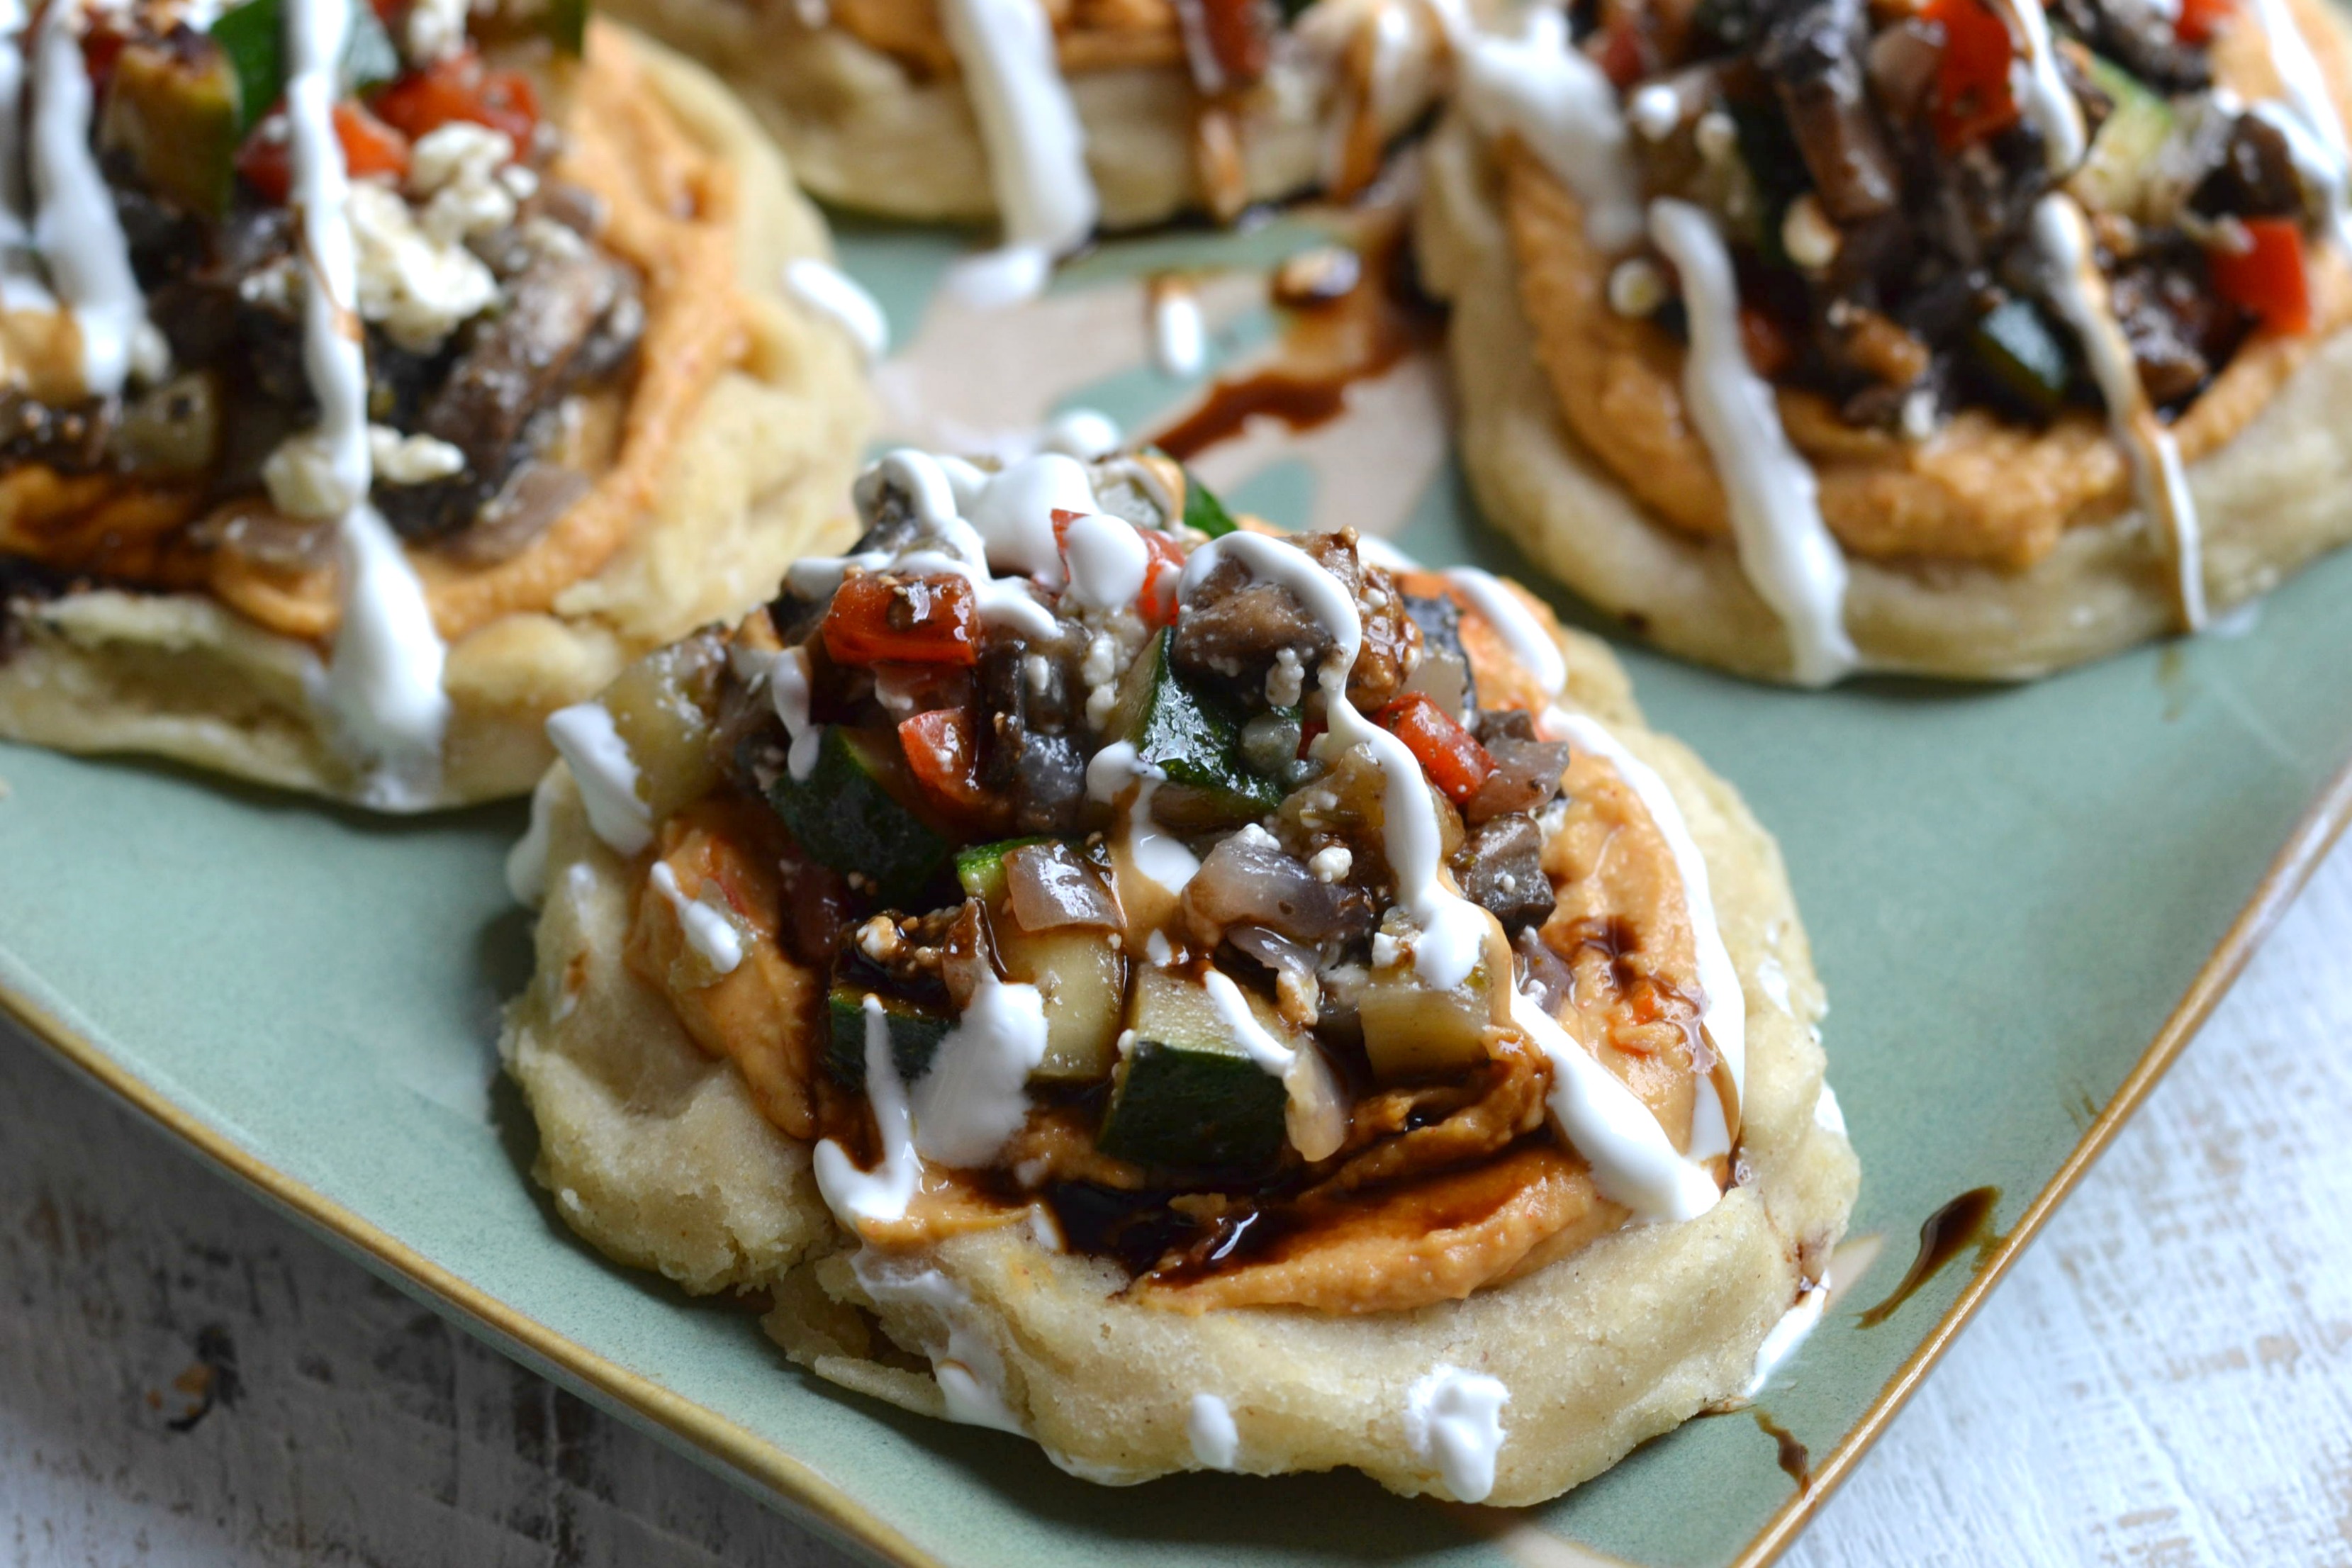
[1097, 965, 1292, 1171]
[208, 0, 281, 138]
[208, 0, 403, 135]
[2071, 55, 2175, 221]
[766, 728, 951, 904]
[955, 836, 1123, 1080]
[825, 985, 950, 1087]
[954, 836, 1051, 905]
[995, 924, 1125, 1080]
[598, 631, 726, 823]
[102, 40, 240, 216]
[548, 0, 590, 55]
[1358, 922, 1494, 1081]
[1111, 629, 1283, 829]
[1967, 296, 2076, 418]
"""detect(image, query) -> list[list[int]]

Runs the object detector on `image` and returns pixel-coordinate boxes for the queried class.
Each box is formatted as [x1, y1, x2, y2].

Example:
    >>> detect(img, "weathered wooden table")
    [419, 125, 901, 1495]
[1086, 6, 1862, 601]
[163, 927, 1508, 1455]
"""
[6, 833, 2348, 1567]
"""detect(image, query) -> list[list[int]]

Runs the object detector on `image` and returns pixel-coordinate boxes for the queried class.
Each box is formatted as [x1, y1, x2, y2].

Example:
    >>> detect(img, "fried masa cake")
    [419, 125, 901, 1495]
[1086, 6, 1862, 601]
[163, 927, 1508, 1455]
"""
[1417, 0, 2352, 683]
[0, 0, 871, 807]
[590, 0, 1455, 300]
[500, 443, 1859, 1505]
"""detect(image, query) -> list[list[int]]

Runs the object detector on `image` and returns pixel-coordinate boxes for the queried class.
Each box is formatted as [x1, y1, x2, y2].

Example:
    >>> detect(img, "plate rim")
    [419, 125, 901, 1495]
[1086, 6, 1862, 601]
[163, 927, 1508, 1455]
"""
[7, 753, 2351, 1568]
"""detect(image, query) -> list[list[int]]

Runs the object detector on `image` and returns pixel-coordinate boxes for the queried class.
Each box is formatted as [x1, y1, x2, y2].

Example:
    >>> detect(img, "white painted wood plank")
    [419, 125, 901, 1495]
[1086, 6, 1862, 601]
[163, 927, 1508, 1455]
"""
[5, 835, 2351, 1568]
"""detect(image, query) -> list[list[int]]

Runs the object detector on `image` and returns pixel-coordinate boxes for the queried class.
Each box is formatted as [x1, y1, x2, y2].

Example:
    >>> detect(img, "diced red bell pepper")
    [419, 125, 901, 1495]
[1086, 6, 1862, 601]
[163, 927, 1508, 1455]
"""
[1136, 528, 1186, 628]
[369, 51, 539, 159]
[236, 102, 413, 204]
[898, 707, 990, 814]
[2211, 218, 2312, 335]
[2175, 0, 2236, 43]
[822, 573, 981, 667]
[1739, 306, 1796, 379]
[1925, 0, 2020, 152]
[1375, 693, 1495, 807]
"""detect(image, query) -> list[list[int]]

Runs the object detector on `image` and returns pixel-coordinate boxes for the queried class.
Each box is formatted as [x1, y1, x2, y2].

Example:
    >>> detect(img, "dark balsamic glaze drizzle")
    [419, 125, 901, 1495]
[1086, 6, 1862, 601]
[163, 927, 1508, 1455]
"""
[1145, 213, 1438, 463]
[1753, 1409, 1811, 1489]
[1858, 1186, 2003, 1328]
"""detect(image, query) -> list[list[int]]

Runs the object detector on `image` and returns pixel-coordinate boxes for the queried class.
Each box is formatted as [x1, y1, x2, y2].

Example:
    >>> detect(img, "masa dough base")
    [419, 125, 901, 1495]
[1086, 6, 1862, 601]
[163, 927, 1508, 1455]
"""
[1413, 116, 2352, 684]
[592, 0, 1433, 229]
[0, 32, 874, 809]
[501, 620, 1858, 1506]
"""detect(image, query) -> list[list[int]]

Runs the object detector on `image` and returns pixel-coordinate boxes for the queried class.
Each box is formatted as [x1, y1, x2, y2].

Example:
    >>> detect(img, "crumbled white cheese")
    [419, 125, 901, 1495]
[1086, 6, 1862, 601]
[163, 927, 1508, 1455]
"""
[406, 122, 519, 244]
[1309, 844, 1353, 883]
[369, 425, 466, 484]
[1080, 630, 1119, 688]
[1265, 646, 1304, 708]
[262, 430, 362, 519]
[349, 181, 499, 353]
[404, 0, 470, 64]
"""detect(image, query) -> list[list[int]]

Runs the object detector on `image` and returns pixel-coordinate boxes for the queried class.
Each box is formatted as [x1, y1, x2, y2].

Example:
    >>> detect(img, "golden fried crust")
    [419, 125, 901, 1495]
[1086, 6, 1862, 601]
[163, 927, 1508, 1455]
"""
[1499, 0, 2352, 573]
[500, 609, 1859, 1505]
[590, 0, 1446, 228]
[0, 29, 873, 807]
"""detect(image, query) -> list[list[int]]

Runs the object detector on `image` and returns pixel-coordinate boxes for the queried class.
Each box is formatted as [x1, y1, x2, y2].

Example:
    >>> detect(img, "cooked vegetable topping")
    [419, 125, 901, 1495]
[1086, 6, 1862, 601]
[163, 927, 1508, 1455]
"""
[595, 449, 1742, 1303]
[1581, 0, 2341, 431]
[0, 0, 639, 600]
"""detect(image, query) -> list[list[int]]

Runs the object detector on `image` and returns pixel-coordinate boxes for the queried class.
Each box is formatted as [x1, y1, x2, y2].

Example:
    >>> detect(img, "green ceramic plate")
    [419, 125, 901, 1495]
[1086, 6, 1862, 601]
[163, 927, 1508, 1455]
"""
[4, 214, 2351, 1568]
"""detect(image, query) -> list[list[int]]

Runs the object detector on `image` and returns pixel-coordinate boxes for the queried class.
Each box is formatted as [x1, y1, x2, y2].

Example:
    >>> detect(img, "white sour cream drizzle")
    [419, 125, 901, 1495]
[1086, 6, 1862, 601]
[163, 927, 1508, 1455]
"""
[1187, 1392, 1240, 1470]
[1744, 1275, 1830, 1398]
[545, 701, 653, 856]
[1058, 510, 1150, 610]
[1442, 565, 1742, 1194]
[1813, 1081, 1847, 1136]
[813, 975, 1048, 1221]
[847, 1248, 1027, 1433]
[782, 257, 890, 362]
[2032, 193, 2207, 630]
[908, 978, 1050, 1167]
[1148, 276, 1207, 378]
[286, 0, 450, 801]
[1404, 1366, 1510, 1503]
[768, 646, 825, 781]
[937, 0, 1097, 306]
[648, 861, 746, 975]
[2249, 0, 2352, 250]
[506, 769, 562, 905]
[28, 0, 151, 393]
[1202, 963, 1346, 1160]
[1453, 7, 1643, 251]
[1177, 532, 1489, 991]
[1991, 0, 2086, 174]
[814, 996, 924, 1223]
[1085, 741, 1202, 895]
[0, 0, 50, 313]
[1649, 199, 1859, 686]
